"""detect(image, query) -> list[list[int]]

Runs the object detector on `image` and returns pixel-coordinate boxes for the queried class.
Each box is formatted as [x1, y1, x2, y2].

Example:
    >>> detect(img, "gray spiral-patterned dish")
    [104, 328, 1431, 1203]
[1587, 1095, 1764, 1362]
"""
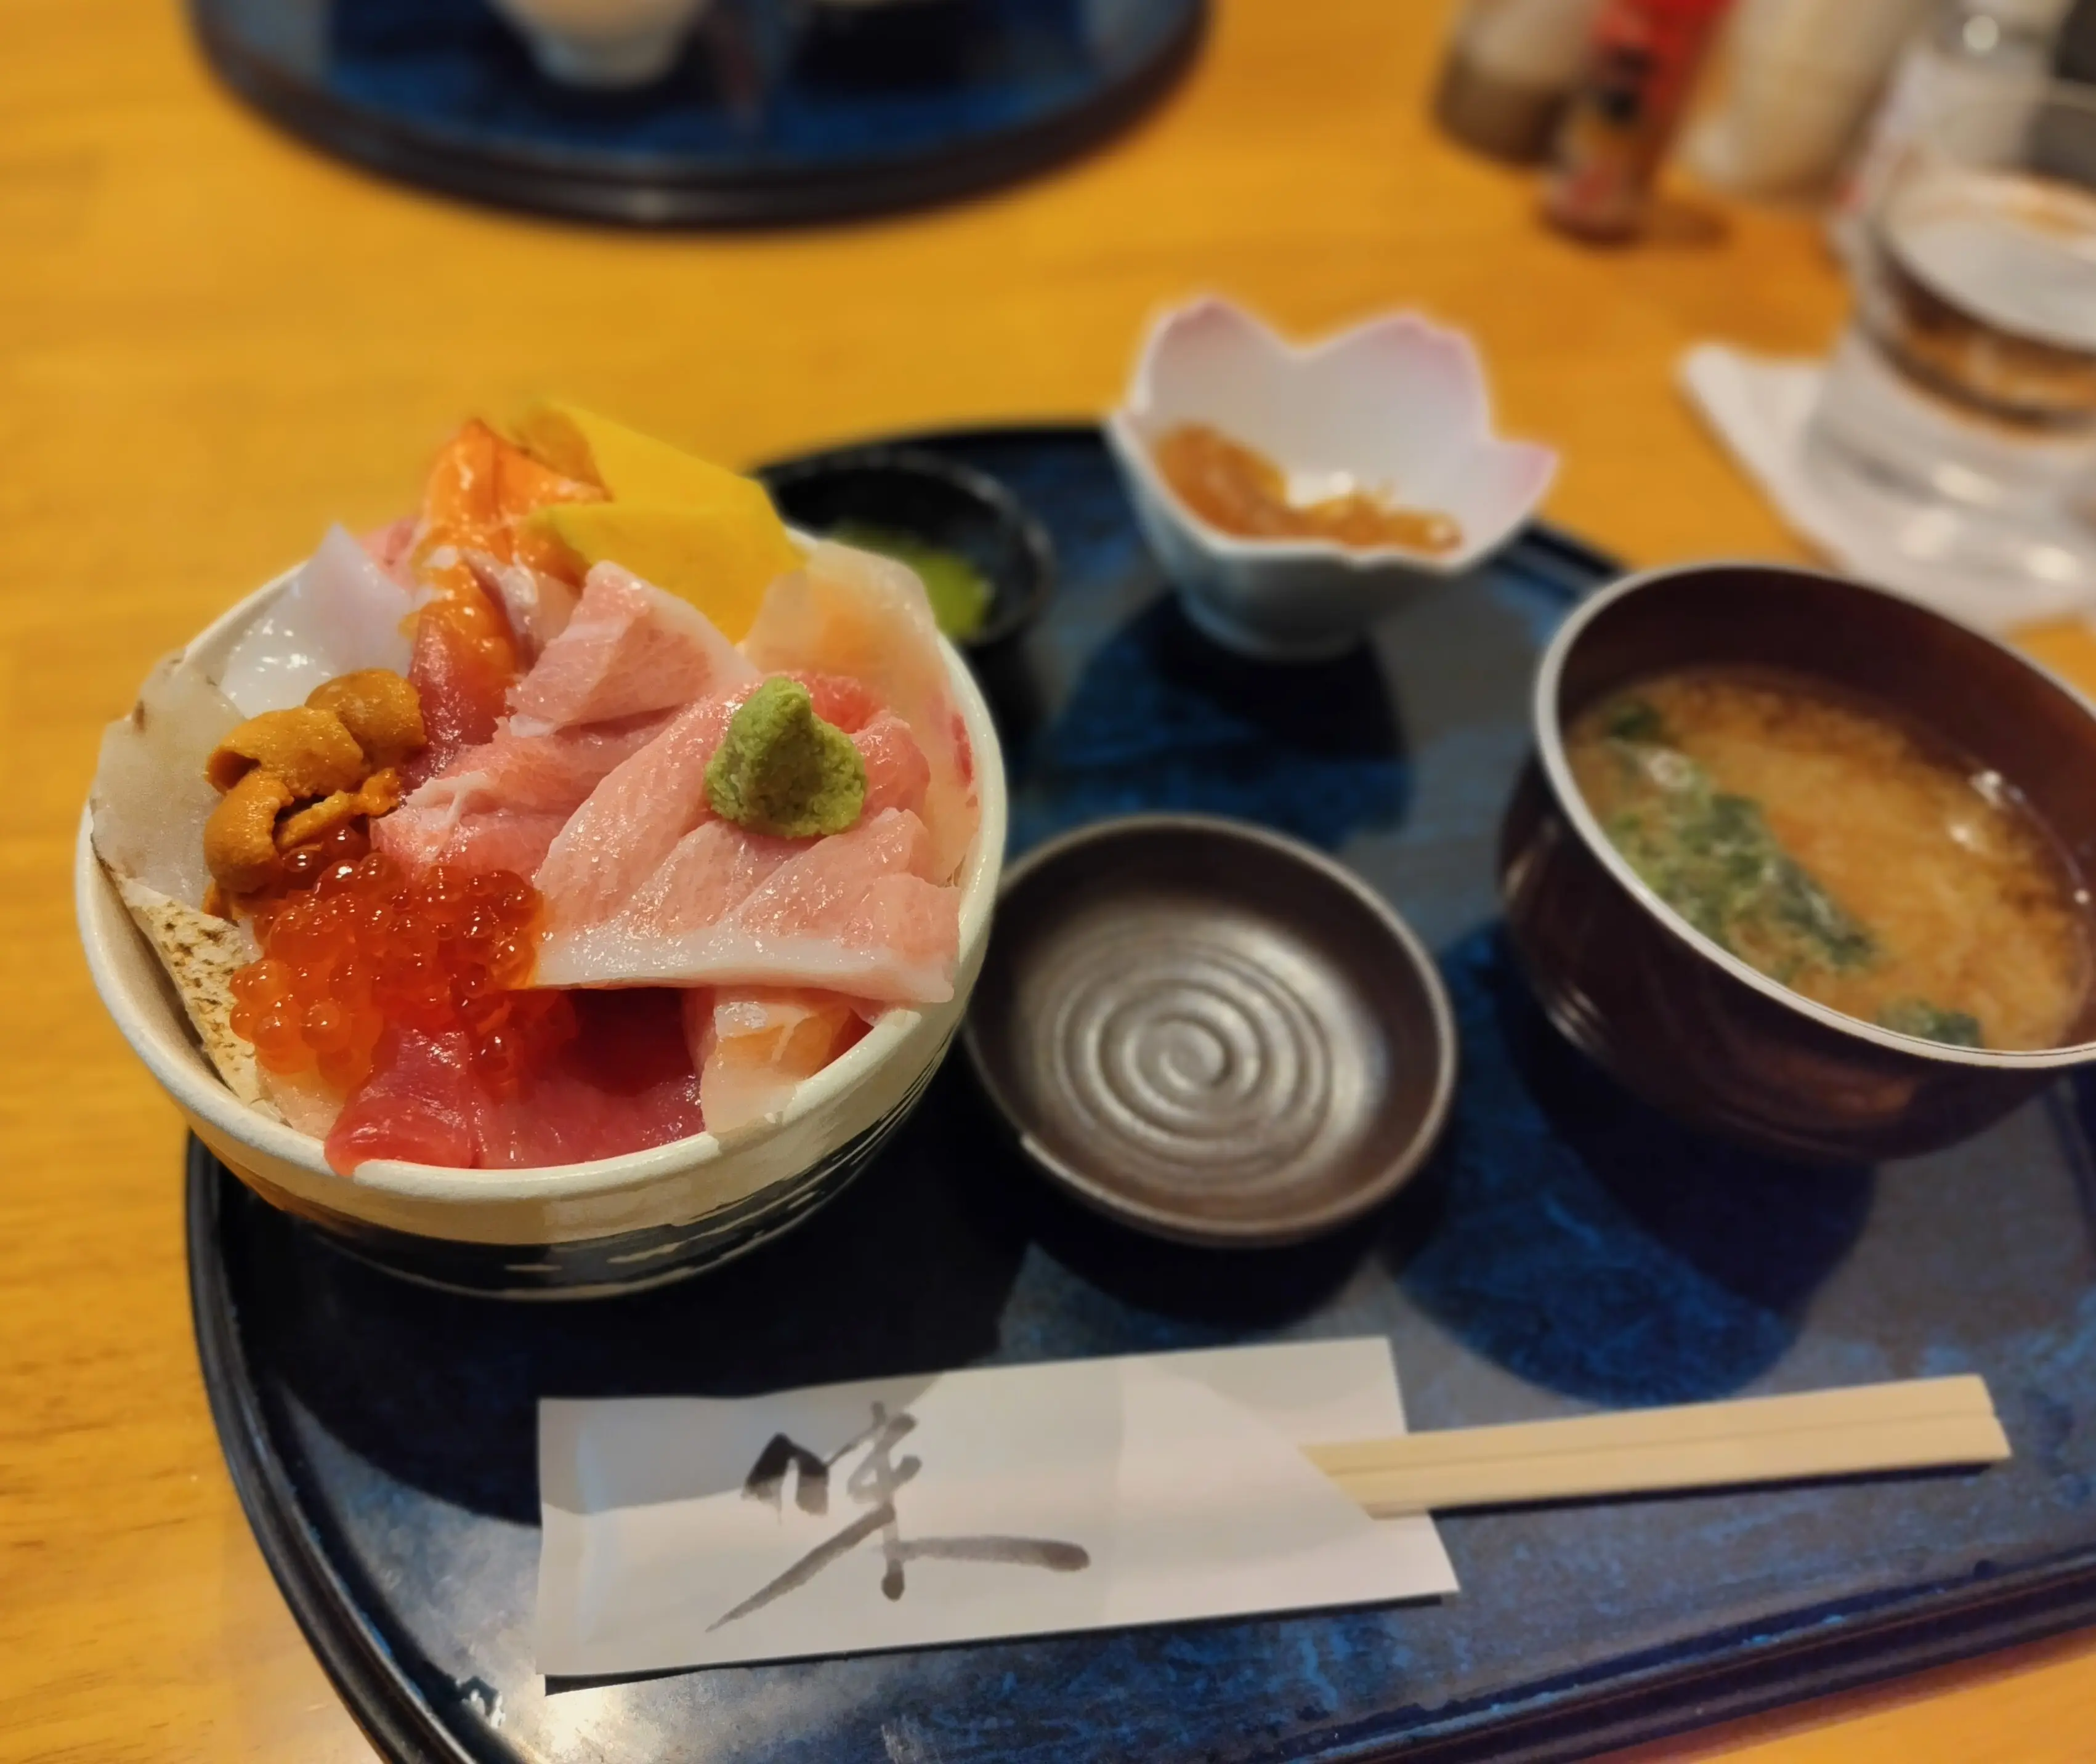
[964, 814, 1456, 1245]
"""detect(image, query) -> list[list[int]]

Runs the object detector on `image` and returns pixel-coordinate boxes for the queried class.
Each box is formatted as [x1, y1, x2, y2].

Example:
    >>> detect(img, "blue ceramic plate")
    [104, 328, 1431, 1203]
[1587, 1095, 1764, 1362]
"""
[189, 0, 1205, 225]
[191, 425, 2096, 1763]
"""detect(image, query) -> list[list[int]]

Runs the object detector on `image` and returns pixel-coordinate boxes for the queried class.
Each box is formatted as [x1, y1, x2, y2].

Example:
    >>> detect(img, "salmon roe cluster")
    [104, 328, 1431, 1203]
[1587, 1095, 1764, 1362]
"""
[227, 823, 573, 1097]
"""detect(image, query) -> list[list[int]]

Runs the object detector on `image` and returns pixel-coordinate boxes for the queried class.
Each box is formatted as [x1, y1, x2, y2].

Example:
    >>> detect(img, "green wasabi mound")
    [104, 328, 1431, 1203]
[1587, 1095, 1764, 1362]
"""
[705, 677, 867, 839]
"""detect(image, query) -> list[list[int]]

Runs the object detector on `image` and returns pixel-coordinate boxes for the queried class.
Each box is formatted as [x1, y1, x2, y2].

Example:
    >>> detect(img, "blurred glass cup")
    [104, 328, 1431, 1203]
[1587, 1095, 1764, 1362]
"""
[1804, 81, 2096, 598]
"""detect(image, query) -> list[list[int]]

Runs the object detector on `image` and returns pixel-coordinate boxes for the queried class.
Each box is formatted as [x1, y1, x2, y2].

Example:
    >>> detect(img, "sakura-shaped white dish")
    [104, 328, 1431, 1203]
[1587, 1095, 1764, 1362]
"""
[1106, 297, 1558, 662]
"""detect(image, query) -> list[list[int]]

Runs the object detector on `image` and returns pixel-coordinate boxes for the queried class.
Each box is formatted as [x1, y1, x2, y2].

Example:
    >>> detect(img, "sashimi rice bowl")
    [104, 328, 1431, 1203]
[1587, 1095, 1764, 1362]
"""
[79, 407, 1005, 1293]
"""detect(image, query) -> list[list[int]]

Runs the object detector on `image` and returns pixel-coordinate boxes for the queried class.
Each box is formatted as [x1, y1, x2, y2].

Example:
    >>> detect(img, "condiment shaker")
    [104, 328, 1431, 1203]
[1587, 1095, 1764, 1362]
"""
[1543, 0, 1736, 240]
[1435, 0, 1609, 162]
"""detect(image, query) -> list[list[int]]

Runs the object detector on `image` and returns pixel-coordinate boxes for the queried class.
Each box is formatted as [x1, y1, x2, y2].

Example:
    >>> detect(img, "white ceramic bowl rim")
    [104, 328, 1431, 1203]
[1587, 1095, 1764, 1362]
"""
[78, 560, 1006, 1208]
[1107, 294, 1557, 577]
[1536, 559, 2096, 1070]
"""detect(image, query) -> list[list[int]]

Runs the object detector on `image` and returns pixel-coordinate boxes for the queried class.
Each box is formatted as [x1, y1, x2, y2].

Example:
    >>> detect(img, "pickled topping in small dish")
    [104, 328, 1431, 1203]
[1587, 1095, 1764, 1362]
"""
[1151, 422, 1462, 556]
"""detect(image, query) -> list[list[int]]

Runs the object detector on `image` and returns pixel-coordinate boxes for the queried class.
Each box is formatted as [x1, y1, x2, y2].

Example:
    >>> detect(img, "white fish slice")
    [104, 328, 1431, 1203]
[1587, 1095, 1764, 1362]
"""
[90, 648, 242, 907]
[216, 524, 419, 714]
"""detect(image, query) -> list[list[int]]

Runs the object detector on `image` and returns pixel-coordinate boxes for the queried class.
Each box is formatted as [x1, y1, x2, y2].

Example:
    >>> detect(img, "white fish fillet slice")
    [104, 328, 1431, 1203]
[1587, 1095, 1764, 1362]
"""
[684, 989, 868, 1138]
[216, 524, 419, 714]
[90, 649, 243, 905]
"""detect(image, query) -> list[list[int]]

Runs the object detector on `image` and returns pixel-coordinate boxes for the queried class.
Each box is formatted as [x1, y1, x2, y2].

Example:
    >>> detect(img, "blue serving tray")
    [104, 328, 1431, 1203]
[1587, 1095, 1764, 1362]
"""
[188, 424, 2096, 1764]
[188, 0, 1204, 226]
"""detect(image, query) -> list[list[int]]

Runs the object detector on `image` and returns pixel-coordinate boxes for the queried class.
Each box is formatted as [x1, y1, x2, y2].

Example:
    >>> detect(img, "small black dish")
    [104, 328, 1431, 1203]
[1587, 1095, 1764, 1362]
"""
[761, 446, 1056, 650]
[964, 814, 1457, 1247]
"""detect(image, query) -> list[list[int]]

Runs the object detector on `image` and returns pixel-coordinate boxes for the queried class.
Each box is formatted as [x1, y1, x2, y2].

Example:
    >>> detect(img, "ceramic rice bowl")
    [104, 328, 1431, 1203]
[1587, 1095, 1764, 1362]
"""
[78, 567, 1007, 1299]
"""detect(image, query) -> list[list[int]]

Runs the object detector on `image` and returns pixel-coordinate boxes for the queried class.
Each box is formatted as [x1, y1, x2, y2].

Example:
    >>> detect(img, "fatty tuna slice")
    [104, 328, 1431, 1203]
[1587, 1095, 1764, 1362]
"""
[533, 808, 958, 1003]
[529, 681, 931, 933]
[508, 562, 755, 732]
[743, 543, 979, 883]
[373, 712, 670, 876]
[532, 692, 747, 933]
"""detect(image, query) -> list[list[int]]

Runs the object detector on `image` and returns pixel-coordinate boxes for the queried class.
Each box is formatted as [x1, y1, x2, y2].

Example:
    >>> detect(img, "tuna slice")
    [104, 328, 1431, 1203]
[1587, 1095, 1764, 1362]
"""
[325, 991, 703, 1173]
[856, 712, 931, 819]
[684, 988, 868, 1138]
[402, 613, 514, 788]
[742, 543, 979, 883]
[373, 712, 670, 876]
[533, 808, 958, 1003]
[788, 670, 883, 734]
[218, 524, 419, 715]
[326, 1027, 481, 1171]
[508, 562, 755, 731]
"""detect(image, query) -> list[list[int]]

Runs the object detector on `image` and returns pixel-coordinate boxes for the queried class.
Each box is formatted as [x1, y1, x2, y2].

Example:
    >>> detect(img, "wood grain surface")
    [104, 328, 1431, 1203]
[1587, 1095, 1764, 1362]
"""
[4, 2, 2092, 1759]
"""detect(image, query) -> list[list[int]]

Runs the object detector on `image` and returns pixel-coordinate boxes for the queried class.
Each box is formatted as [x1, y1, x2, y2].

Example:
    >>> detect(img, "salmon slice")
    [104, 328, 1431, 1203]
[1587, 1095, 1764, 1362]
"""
[533, 809, 959, 1002]
[684, 987, 869, 1137]
[743, 543, 979, 883]
[509, 562, 755, 732]
[415, 419, 601, 568]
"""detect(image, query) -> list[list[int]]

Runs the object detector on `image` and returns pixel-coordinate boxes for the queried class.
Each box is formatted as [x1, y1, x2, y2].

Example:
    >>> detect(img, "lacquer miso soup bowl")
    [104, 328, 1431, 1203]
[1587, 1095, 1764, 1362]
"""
[78, 567, 1007, 1300]
[1500, 562, 2096, 1164]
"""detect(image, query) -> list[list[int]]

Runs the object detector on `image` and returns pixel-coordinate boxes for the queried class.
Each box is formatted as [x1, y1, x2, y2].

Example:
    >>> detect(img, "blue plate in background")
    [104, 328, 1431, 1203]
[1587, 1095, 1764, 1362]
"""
[189, 0, 1205, 225]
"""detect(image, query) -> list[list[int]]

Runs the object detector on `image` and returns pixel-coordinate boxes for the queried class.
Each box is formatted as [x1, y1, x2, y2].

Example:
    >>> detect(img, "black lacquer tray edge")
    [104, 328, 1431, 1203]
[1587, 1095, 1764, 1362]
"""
[187, 0, 1208, 229]
[187, 1144, 2096, 1764]
[188, 1144, 478, 1764]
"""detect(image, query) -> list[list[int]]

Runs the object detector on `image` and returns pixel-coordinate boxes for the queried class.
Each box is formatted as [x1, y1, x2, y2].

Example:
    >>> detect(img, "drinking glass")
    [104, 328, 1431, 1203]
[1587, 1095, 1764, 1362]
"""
[1804, 82, 2096, 599]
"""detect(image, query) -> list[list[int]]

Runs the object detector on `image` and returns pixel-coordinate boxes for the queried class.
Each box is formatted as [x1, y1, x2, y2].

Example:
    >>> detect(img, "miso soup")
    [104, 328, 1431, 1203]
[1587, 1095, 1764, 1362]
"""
[1565, 669, 2091, 1050]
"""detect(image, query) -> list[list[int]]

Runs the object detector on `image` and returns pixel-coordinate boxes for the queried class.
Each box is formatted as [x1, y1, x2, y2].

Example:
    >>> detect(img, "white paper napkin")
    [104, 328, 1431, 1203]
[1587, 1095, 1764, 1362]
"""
[1678, 342, 2096, 634]
[537, 1339, 1455, 1677]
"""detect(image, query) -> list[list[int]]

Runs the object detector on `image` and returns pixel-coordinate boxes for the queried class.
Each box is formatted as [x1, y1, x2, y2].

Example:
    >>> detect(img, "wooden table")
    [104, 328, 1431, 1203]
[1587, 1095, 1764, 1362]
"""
[6, 3, 2094, 1759]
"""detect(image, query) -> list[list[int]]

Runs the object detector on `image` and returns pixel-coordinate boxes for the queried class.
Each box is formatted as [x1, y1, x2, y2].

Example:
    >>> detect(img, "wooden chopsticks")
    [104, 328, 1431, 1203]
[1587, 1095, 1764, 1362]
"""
[1306, 1375, 2009, 1518]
